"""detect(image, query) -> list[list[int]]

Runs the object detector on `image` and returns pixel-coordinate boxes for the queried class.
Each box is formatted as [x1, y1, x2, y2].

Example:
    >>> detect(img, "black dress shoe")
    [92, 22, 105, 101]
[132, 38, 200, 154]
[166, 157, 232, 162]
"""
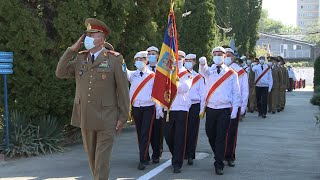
[227, 160, 235, 167]
[137, 163, 146, 170]
[215, 168, 224, 175]
[187, 157, 193, 165]
[173, 167, 181, 173]
[272, 111, 275, 114]
[262, 114, 267, 118]
[152, 158, 160, 164]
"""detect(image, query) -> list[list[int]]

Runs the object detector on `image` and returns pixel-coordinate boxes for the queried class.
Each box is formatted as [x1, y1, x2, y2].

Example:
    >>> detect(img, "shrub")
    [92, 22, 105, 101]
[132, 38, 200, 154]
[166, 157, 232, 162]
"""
[314, 56, 320, 87]
[0, 111, 64, 158]
[310, 93, 320, 106]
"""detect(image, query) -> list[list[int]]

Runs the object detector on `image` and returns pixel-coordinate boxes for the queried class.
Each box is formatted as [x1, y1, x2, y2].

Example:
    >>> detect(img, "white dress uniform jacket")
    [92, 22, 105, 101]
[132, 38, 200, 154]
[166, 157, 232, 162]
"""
[252, 63, 273, 92]
[127, 67, 155, 107]
[230, 63, 249, 115]
[199, 63, 241, 117]
[168, 67, 192, 111]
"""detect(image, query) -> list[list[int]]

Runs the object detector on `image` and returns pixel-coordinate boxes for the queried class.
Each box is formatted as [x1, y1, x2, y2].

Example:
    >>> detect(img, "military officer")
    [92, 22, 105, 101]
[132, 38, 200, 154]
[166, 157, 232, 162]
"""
[146, 46, 163, 163]
[127, 51, 163, 170]
[184, 53, 205, 166]
[247, 55, 257, 113]
[278, 57, 288, 110]
[199, 47, 240, 175]
[164, 50, 192, 173]
[252, 55, 273, 118]
[223, 48, 248, 167]
[55, 18, 130, 180]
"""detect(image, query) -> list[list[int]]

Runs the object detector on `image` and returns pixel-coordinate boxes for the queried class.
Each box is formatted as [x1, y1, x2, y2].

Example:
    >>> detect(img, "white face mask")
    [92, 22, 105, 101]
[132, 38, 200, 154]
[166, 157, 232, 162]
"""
[267, 62, 273, 66]
[213, 56, 224, 65]
[247, 60, 252, 65]
[184, 62, 193, 70]
[224, 57, 232, 66]
[84, 36, 96, 50]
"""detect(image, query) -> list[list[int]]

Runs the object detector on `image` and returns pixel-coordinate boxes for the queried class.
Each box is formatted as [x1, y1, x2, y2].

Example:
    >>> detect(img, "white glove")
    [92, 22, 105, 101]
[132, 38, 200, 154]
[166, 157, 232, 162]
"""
[199, 57, 207, 65]
[156, 108, 164, 119]
[240, 106, 246, 115]
[268, 87, 272, 93]
[230, 109, 238, 119]
[158, 109, 164, 118]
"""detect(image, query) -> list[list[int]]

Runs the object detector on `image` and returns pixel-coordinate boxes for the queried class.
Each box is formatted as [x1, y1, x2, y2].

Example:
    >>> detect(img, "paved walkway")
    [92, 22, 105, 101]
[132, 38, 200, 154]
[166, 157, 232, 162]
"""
[0, 89, 319, 180]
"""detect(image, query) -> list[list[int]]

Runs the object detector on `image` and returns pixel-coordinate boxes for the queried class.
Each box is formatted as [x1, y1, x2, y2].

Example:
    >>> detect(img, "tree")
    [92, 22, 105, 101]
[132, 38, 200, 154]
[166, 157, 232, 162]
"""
[180, 0, 218, 60]
[258, 9, 301, 35]
[213, 0, 262, 55]
[304, 21, 320, 46]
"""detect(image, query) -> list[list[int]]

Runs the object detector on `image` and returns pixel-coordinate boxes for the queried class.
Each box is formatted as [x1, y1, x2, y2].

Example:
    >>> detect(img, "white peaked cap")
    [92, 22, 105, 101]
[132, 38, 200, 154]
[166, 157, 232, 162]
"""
[211, 46, 226, 55]
[240, 56, 246, 60]
[134, 51, 148, 59]
[258, 55, 266, 59]
[225, 48, 234, 54]
[178, 50, 186, 58]
[146, 46, 159, 52]
[185, 54, 196, 60]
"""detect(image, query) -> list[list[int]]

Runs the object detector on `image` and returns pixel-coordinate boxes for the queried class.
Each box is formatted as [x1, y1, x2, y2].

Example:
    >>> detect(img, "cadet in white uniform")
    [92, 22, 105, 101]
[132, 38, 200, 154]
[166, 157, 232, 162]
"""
[223, 48, 249, 167]
[184, 53, 205, 166]
[164, 50, 192, 173]
[146, 46, 163, 163]
[252, 55, 273, 118]
[127, 51, 163, 170]
[199, 47, 241, 175]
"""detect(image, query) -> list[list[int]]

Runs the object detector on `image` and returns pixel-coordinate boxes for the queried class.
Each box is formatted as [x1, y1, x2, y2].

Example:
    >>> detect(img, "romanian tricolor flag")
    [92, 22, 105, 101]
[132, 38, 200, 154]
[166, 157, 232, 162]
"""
[151, 2, 179, 110]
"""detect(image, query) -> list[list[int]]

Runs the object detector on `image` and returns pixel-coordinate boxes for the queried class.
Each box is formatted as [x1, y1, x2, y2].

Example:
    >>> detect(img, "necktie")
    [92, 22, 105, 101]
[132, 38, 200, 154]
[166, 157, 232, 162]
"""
[91, 54, 95, 64]
[140, 72, 144, 77]
[151, 66, 156, 72]
[261, 65, 263, 70]
[217, 66, 221, 74]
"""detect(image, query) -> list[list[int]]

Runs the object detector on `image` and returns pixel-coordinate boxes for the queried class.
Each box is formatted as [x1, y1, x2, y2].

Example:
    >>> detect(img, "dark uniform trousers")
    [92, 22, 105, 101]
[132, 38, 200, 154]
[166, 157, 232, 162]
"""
[81, 128, 115, 180]
[132, 105, 155, 163]
[205, 107, 231, 169]
[255, 86, 269, 115]
[225, 107, 241, 161]
[186, 103, 201, 159]
[151, 116, 163, 161]
[164, 111, 188, 168]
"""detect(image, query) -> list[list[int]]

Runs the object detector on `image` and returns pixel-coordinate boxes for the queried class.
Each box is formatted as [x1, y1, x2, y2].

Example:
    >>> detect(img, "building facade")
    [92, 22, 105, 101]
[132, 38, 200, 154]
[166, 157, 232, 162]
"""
[297, 0, 319, 32]
[256, 33, 319, 61]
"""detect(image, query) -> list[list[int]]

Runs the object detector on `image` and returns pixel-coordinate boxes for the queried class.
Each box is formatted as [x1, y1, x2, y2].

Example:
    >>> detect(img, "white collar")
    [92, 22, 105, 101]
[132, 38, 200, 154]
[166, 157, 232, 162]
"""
[90, 48, 105, 60]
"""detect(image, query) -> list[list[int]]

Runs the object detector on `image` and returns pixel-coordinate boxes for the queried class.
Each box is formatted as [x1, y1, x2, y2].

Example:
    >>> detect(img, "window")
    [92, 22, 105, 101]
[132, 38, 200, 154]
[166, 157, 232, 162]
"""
[293, 45, 302, 50]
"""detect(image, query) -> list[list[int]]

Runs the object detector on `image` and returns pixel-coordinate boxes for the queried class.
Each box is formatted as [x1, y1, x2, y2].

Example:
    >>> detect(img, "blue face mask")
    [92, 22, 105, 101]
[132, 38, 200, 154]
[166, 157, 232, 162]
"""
[135, 61, 145, 70]
[213, 56, 224, 65]
[148, 55, 157, 63]
[84, 36, 95, 50]
[184, 62, 193, 70]
[224, 57, 232, 66]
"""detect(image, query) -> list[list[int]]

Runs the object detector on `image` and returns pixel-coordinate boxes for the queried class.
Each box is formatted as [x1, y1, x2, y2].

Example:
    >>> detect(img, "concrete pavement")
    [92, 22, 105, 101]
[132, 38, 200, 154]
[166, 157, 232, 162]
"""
[0, 89, 320, 180]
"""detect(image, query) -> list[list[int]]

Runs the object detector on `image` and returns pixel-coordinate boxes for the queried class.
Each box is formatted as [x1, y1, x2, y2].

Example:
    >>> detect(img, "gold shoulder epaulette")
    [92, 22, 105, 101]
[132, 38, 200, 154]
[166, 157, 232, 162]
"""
[108, 50, 121, 57]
